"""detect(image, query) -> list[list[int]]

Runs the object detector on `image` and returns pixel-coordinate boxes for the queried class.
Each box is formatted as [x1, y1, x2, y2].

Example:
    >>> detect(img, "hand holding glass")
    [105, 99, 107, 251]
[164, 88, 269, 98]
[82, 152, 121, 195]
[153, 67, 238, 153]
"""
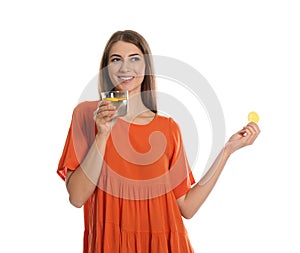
[100, 91, 128, 118]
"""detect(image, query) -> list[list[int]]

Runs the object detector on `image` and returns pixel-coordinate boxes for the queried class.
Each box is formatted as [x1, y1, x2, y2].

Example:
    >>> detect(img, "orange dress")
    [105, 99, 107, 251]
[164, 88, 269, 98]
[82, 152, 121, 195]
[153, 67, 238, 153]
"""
[57, 101, 195, 253]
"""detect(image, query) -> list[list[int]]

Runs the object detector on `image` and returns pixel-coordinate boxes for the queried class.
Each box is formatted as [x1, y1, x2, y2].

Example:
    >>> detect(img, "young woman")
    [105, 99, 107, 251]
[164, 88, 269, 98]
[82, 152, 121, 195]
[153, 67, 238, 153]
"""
[57, 30, 260, 252]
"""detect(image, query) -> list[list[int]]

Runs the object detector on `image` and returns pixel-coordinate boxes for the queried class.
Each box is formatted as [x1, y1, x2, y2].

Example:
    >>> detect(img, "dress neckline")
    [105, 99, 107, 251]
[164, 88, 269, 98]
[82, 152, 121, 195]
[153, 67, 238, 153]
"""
[117, 113, 158, 127]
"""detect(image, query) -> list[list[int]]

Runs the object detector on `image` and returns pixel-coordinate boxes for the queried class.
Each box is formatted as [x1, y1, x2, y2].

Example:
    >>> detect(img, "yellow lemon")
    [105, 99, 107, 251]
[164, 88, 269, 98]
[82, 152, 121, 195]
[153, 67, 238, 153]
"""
[248, 111, 259, 123]
[103, 97, 119, 102]
[103, 97, 127, 102]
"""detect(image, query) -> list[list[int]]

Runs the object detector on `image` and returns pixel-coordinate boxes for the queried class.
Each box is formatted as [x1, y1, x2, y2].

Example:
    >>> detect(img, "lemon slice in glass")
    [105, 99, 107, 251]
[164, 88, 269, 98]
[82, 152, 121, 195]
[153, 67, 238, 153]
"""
[103, 97, 119, 102]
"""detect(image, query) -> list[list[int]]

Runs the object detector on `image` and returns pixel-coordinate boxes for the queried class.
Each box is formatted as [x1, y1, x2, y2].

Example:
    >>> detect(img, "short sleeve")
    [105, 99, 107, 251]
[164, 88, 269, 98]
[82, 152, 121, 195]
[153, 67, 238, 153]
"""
[57, 102, 96, 180]
[168, 118, 195, 199]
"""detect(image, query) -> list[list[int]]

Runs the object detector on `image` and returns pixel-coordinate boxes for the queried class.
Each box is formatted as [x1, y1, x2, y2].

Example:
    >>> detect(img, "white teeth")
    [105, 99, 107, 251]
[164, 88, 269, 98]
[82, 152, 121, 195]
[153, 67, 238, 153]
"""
[119, 76, 133, 81]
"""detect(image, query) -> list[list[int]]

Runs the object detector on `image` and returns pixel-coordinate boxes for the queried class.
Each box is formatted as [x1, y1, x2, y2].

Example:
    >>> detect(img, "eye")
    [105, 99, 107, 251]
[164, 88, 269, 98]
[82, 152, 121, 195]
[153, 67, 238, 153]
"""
[111, 57, 121, 63]
[130, 56, 141, 62]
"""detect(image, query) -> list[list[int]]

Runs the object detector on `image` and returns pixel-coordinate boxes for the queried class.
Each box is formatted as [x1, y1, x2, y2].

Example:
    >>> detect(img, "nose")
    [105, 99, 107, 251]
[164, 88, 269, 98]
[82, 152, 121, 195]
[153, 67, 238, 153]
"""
[119, 59, 130, 72]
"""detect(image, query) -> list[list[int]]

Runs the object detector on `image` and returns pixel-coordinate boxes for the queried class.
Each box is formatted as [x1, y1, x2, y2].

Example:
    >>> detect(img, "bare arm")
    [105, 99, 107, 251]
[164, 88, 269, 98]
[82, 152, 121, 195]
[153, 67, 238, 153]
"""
[65, 133, 109, 208]
[177, 122, 260, 219]
[66, 100, 116, 208]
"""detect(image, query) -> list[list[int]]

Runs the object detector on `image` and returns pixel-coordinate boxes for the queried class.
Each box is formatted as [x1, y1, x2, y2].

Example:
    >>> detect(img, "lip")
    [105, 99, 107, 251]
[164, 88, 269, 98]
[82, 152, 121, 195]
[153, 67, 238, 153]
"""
[118, 76, 134, 83]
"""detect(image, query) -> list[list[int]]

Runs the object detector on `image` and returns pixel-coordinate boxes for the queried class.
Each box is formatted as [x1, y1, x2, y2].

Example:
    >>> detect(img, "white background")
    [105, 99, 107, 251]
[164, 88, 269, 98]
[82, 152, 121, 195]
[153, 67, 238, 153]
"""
[1, 0, 299, 252]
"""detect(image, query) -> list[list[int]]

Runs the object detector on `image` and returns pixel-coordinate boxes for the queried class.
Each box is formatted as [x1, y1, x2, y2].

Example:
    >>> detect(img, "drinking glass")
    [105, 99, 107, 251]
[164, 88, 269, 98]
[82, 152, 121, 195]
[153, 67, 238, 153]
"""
[100, 90, 128, 118]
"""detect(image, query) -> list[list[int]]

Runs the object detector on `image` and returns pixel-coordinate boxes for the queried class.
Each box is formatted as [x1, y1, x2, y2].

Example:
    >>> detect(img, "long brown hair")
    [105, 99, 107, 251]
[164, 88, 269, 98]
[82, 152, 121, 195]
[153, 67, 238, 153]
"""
[98, 30, 157, 113]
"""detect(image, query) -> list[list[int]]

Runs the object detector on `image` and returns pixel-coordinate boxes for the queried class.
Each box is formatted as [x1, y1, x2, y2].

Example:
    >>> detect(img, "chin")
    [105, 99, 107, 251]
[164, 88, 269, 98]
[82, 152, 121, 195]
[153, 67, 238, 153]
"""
[114, 85, 128, 92]
[115, 84, 140, 93]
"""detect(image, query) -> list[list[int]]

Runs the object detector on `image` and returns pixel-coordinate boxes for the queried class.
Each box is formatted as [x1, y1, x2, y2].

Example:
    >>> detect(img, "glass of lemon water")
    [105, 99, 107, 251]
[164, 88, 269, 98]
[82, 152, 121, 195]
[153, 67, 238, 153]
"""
[100, 90, 128, 117]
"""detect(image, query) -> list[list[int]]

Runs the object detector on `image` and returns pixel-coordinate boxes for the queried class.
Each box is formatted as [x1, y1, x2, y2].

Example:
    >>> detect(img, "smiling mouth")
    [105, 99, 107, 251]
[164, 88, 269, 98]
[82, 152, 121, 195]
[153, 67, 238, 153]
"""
[118, 76, 134, 81]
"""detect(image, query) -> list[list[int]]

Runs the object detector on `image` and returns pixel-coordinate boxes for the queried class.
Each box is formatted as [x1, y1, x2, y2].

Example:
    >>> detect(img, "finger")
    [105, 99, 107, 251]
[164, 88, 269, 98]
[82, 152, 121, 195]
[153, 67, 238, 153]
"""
[239, 127, 248, 137]
[243, 122, 260, 135]
[98, 100, 111, 107]
[96, 110, 116, 120]
[246, 122, 260, 133]
[246, 125, 255, 136]
[97, 106, 116, 115]
[243, 124, 260, 144]
[246, 123, 261, 139]
[94, 105, 116, 120]
[96, 100, 114, 113]
[95, 104, 116, 116]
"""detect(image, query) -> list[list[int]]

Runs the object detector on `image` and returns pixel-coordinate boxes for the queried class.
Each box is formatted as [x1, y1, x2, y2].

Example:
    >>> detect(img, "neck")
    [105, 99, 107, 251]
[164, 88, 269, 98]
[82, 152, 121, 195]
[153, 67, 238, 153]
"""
[123, 91, 149, 119]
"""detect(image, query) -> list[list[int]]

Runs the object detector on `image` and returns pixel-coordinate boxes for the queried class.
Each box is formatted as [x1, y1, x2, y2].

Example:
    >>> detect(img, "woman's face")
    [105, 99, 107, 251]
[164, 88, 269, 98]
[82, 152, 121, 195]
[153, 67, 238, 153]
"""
[107, 41, 146, 94]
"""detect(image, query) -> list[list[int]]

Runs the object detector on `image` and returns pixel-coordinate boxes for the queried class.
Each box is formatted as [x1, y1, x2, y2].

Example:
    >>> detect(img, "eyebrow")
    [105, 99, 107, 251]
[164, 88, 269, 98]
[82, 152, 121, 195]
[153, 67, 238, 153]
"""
[109, 53, 141, 58]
